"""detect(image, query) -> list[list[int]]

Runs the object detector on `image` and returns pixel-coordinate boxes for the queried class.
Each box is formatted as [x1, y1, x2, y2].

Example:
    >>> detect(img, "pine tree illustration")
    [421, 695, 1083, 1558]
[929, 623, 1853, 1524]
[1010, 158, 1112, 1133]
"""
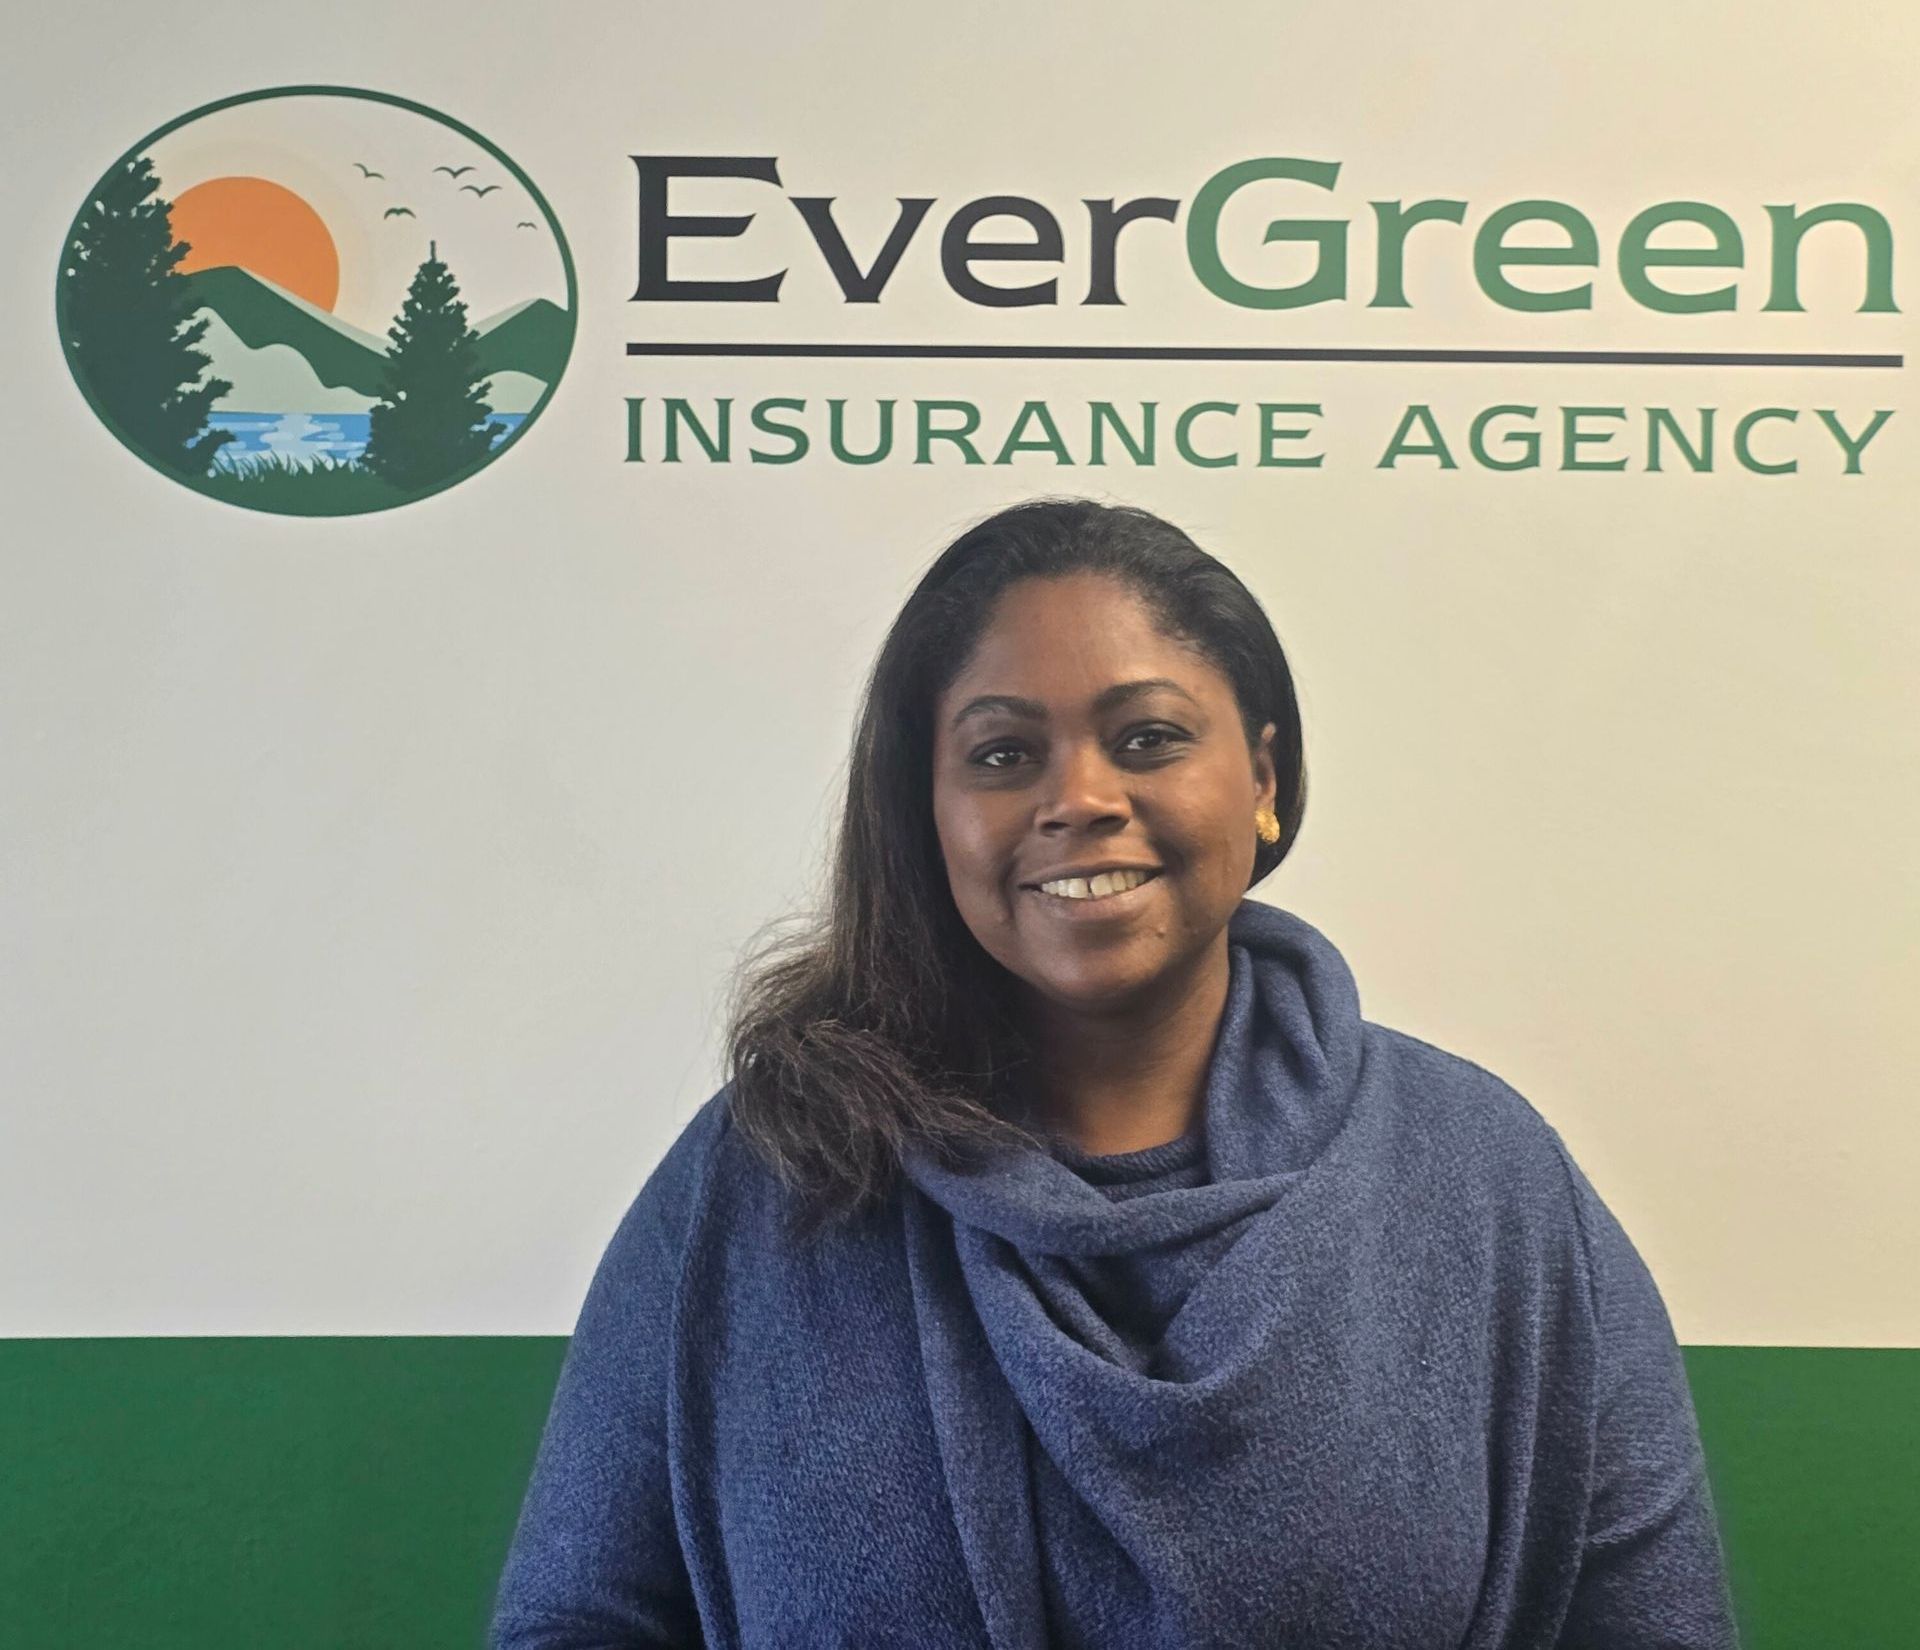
[58, 154, 235, 476]
[362, 242, 506, 490]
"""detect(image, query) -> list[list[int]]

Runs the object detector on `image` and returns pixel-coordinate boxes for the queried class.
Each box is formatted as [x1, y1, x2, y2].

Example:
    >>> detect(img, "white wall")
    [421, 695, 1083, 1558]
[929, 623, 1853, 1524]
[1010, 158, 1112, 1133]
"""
[4, 0, 1915, 1343]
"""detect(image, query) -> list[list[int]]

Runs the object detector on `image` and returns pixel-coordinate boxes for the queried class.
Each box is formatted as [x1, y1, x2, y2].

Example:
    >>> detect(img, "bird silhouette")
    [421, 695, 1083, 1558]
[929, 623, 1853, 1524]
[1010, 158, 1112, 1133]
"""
[516, 221, 540, 230]
[459, 182, 502, 197]
[435, 164, 476, 178]
[353, 161, 386, 179]
[383, 206, 416, 218]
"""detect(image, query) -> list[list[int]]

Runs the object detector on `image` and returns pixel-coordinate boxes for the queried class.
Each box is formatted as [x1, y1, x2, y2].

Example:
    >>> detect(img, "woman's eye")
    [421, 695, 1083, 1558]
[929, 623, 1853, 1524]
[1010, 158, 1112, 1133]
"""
[971, 728, 1185, 768]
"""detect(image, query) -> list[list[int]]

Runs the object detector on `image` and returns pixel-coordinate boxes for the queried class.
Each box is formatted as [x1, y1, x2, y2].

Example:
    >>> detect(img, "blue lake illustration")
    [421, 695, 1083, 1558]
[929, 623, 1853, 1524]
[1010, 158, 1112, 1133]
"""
[208, 411, 526, 469]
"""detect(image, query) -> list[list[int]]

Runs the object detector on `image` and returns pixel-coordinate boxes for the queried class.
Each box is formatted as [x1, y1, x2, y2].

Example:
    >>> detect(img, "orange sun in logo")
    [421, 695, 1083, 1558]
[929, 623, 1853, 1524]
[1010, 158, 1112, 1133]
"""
[170, 176, 340, 311]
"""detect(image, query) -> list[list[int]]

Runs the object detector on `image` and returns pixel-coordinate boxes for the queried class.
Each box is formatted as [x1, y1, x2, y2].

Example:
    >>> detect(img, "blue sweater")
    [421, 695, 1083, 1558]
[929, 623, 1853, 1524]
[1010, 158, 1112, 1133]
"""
[491, 899, 1740, 1648]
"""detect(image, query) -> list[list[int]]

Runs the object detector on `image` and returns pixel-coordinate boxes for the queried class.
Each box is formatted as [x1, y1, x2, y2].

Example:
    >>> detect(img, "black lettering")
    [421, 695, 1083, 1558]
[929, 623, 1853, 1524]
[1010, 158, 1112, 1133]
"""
[632, 156, 785, 302]
[1084, 197, 1179, 305]
[791, 197, 935, 303]
[940, 196, 1064, 307]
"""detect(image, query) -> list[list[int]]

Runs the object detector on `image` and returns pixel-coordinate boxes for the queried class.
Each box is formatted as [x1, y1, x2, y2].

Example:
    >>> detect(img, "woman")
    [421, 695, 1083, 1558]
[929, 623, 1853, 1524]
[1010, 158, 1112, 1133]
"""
[490, 498, 1740, 1648]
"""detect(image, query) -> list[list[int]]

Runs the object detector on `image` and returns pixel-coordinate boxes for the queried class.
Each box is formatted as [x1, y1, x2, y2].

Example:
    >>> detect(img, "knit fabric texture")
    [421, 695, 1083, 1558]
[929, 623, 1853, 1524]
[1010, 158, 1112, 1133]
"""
[491, 898, 1741, 1649]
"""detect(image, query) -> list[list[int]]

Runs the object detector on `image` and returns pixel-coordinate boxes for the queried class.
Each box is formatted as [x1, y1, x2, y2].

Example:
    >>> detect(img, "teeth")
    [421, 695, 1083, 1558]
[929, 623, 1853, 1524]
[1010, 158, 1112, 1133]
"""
[1037, 868, 1155, 900]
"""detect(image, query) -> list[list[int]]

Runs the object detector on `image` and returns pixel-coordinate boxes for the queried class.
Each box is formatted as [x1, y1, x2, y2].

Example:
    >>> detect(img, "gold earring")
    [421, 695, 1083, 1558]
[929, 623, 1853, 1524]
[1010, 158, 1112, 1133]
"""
[1254, 807, 1281, 845]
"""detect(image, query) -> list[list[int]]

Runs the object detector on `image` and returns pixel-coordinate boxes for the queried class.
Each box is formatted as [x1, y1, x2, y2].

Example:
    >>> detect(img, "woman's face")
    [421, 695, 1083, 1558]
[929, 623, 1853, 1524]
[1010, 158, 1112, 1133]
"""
[931, 572, 1277, 1015]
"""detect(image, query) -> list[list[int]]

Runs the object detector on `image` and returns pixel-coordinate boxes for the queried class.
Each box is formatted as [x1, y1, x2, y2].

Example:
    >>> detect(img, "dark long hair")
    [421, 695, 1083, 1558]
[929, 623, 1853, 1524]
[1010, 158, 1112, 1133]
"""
[721, 498, 1308, 1239]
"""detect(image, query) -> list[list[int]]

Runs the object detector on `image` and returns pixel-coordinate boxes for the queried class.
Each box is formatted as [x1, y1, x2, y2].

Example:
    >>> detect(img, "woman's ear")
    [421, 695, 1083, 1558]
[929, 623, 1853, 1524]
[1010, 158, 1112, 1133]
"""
[1254, 721, 1278, 810]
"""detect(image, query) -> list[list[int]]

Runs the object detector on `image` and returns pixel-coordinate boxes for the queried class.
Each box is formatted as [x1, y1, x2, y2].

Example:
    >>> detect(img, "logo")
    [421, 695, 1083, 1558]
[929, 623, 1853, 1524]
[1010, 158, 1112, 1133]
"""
[56, 85, 576, 517]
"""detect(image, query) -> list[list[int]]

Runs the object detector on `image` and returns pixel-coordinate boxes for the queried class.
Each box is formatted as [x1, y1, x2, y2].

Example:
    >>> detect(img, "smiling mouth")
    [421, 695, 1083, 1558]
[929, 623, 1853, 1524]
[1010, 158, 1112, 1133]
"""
[1025, 867, 1164, 903]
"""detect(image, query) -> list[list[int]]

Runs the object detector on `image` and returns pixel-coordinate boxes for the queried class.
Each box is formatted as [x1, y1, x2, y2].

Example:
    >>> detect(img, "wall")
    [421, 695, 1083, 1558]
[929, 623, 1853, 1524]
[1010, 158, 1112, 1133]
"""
[5, 2, 1916, 1642]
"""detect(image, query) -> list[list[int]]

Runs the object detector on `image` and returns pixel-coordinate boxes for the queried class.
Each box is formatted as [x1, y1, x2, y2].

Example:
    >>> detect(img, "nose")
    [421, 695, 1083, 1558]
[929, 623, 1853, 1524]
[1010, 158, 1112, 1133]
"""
[1035, 737, 1131, 835]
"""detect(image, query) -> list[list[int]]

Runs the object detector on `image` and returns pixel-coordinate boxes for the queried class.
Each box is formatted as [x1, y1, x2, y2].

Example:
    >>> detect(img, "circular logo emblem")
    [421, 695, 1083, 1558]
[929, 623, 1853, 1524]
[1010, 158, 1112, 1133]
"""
[56, 85, 576, 516]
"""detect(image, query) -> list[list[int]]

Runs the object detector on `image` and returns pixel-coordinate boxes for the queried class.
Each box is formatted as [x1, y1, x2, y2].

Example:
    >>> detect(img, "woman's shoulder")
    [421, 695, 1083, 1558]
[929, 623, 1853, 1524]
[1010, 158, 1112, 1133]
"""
[1359, 1020, 1596, 1218]
[591, 1086, 742, 1279]
[1357, 1023, 1667, 1337]
[646, 1083, 738, 1196]
[613, 1082, 844, 1248]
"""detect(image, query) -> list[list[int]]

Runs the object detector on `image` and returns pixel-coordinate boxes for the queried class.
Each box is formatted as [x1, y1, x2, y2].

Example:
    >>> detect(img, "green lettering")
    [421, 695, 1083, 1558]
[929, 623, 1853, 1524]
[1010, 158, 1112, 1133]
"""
[1647, 408, 1716, 473]
[1813, 408, 1893, 475]
[1619, 204, 1743, 314]
[664, 398, 730, 463]
[1378, 404, 1457, 468]
[1089, 402, 1156, 466]
[915, 400, 984, 464]
[748, 397, 808, 464]
[1369, 200, 1467, 307]
[1733, 407, 1798, 474]
[1256, 403, 1323, 467]
[828, 398, 894, 464]
[1468, 405, 1540, 471]
[994, 400, 1073, 464]
[1764, 204, 1898, 312]
[1474, 201, 1598, 312]
[1561, 406, 1628, 471]
[1174, 402, 1238, 467]
[1187, 157, 1346, 310]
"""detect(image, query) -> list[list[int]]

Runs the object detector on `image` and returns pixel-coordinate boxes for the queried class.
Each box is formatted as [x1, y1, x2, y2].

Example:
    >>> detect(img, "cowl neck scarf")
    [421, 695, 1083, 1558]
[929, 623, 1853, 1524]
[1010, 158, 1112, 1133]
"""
[898, 897, 1443, 1648]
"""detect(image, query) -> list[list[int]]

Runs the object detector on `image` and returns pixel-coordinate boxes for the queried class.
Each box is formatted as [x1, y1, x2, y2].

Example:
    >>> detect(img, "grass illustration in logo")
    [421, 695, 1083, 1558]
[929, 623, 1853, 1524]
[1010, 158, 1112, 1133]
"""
[55, 86, 576, 516]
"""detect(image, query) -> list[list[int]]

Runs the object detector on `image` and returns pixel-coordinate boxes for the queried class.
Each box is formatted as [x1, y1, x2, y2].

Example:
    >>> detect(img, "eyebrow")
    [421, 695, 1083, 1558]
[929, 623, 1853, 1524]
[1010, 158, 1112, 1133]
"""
[948, 677, 1202, 730]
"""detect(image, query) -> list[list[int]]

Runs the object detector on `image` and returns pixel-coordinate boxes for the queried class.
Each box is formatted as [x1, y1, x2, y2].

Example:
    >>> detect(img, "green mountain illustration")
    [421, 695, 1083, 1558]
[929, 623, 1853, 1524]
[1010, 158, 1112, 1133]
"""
[180, 265, 571, 414]
[464, 296, 576, 383]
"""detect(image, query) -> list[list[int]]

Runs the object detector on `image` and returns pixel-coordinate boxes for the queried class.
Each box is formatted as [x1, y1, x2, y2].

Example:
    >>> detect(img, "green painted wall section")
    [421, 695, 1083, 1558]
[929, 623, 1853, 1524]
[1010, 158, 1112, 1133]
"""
[0, 1340, 1912, 1647]
[1685, 1347, 1918, 1647]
